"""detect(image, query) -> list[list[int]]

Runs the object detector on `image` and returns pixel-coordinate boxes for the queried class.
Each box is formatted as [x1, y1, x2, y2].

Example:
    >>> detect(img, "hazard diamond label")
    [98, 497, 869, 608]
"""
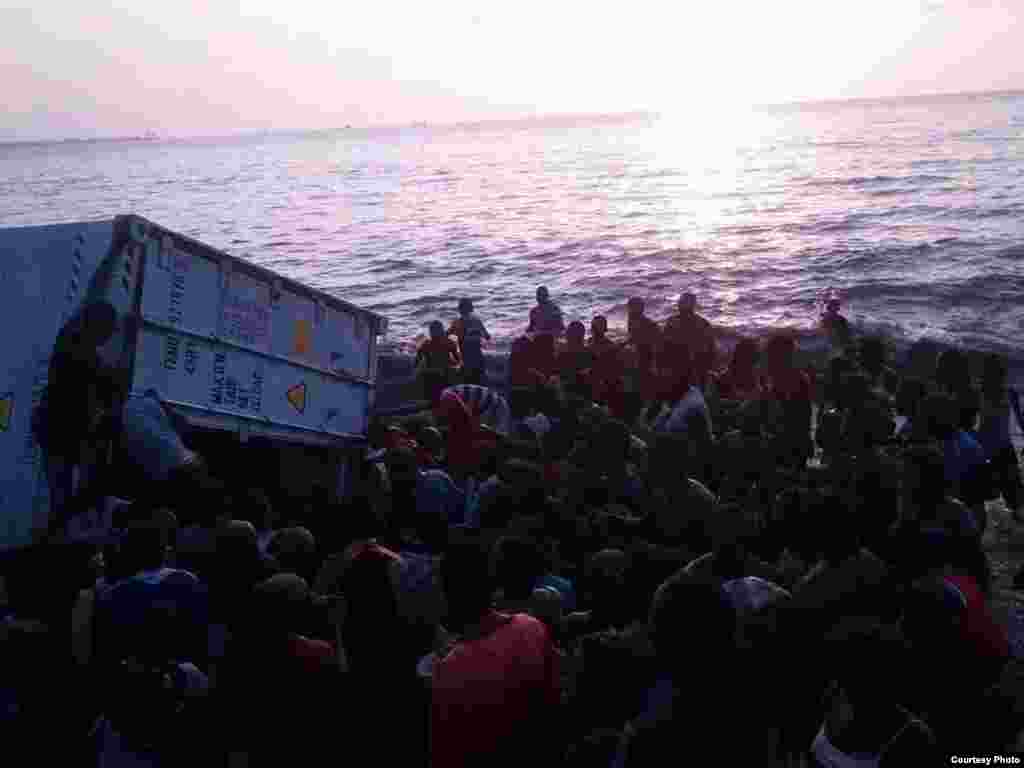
[0, 393, 11, 432]
[286, 382, 306, 414]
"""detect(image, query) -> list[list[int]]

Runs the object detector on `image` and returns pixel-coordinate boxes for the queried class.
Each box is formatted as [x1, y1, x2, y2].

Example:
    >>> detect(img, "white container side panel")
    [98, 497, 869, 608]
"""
[223, 270, 271, 352]
[270, 289, 318, 365]
[140, 239, 221, 339]
[0, 220, 115, 547]
[321, 302, 372, 380]
[133, 327, 370, 437]
[131, 218, 376, 383]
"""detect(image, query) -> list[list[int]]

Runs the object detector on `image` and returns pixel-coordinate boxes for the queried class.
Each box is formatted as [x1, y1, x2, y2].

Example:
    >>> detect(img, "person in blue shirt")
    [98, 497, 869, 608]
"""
[93, 507, 209, 671]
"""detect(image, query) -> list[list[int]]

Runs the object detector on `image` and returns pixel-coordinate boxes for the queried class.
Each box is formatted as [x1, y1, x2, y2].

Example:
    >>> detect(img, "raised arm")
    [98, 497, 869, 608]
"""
[1010, 388, 1024, 436]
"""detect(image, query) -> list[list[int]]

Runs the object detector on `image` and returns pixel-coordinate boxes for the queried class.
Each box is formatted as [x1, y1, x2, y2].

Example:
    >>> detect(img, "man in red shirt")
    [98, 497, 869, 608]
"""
[432, 538, 561, 768]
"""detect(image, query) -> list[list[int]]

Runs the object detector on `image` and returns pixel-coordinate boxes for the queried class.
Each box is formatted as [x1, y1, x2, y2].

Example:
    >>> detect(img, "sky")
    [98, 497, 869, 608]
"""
[2, 0, 1023, 141]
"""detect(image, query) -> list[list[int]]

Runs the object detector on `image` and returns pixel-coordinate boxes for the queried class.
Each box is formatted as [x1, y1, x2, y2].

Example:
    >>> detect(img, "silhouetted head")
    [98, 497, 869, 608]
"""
[627, 297, 645, 317]
[80, 301, 118, 346]
[859, 336, 886, 376]
[591, 315, 608, 338]
[764, 333, 797, 371]
[536, 286, 550, 305]
[896, 377, 927, 419]
[117, 508, 174, 575]
[492, 536, 545, 601]
[567, 320, 585, 344]
[901, 443, 949, 515]
[458, 298, 474, 315]
[268, 527, 316, 580]
[428, 320, 445, 340]
[900, 578, 965, 653]
[441, 538, 495, 631]
[936, 349, 970, 394]
[418, 425, 444, 456]
[732, 338, 759, 373]
[650, 574, 736, 676]
[907, 339, 939, 380]
[922, 393, 958, 441]
[255, 573, 311, 637]
[829, 623, 905, 709]
[678, 292, 697, 315]
[981, 353, 1008, 400]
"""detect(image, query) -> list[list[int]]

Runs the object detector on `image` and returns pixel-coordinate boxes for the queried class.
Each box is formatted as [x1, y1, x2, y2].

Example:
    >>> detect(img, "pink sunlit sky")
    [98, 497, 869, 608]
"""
[3, 0, 1023, 141]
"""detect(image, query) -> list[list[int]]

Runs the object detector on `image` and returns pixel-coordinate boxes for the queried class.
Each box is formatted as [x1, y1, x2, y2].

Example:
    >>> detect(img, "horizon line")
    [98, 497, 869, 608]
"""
[3, 86, 1023, 147]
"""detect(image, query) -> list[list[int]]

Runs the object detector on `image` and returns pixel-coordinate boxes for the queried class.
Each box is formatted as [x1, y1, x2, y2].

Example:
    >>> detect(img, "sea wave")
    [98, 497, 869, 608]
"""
[806, 174, 953, 188]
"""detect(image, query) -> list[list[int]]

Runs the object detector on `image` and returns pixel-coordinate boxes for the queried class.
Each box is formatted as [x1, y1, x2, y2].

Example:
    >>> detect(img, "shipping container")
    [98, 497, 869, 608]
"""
[0, 221, 118, 547]
[0, 215, 387, 549]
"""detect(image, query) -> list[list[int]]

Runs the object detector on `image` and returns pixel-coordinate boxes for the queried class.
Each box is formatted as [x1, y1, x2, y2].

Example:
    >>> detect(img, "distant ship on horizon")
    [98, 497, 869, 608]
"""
[59, 130, 161, 144]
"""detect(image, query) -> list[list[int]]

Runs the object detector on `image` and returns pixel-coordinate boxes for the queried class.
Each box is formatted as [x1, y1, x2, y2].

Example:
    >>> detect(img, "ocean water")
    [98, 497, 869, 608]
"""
[2, 91, 1023, 364]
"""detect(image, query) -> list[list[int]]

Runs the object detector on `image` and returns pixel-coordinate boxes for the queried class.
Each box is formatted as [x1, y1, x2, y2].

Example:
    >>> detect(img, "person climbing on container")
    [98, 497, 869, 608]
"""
[448, 299, 491, 386]
[416, 321, 461, 404]
[527, 286, 565, 338]
[35, 300, 120, 532]
[663, 291, 716, 392]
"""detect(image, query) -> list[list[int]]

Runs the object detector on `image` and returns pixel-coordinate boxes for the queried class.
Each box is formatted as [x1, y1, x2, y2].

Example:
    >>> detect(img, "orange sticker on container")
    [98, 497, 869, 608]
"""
[286, 382, 307, 414]
[294, 319, 312, 357]
[0, 393, 11, 432]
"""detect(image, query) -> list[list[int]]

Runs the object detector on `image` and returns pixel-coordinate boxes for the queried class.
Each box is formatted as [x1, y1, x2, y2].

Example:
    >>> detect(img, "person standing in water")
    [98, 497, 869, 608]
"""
[820, 293, 852, 350]
[449, 299, 491, 386]
[527, 286, 565, 338]
[664, 292, 716, 392]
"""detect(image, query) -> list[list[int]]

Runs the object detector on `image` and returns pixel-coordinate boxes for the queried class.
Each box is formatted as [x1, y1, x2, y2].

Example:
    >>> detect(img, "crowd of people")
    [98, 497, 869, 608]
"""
[4, 288, 1024, 765]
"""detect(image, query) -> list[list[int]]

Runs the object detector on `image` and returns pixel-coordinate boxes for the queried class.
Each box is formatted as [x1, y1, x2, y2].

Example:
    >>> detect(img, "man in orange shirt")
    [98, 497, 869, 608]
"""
[417, 321, 461, 404]
[449, 299, 491, 386]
